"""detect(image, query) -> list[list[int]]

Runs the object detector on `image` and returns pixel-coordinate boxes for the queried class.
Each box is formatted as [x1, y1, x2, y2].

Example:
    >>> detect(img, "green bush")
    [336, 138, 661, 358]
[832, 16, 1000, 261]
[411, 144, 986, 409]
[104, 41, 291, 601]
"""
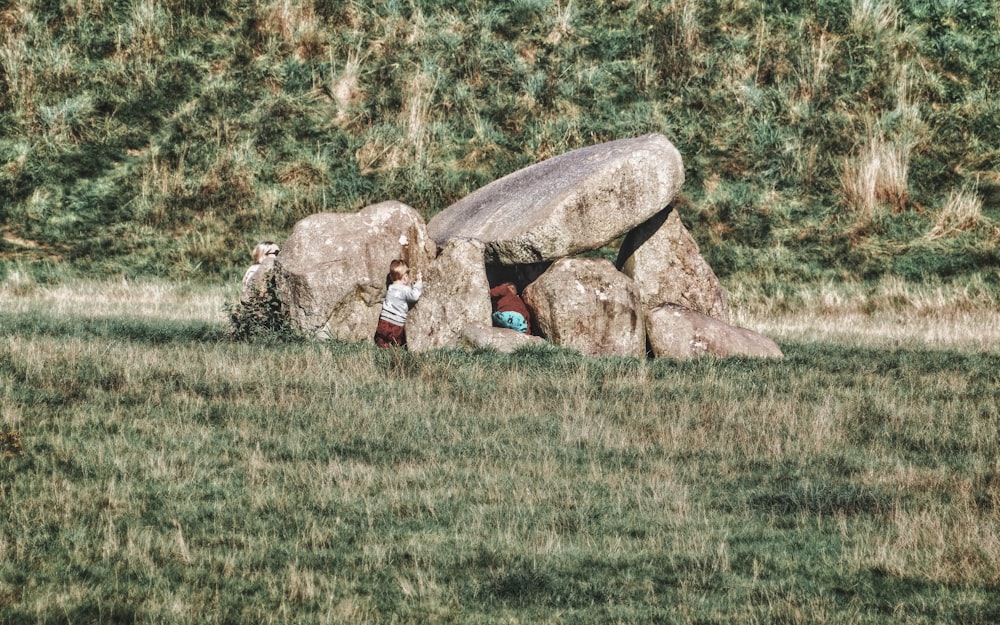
[225, 274, 303, 343]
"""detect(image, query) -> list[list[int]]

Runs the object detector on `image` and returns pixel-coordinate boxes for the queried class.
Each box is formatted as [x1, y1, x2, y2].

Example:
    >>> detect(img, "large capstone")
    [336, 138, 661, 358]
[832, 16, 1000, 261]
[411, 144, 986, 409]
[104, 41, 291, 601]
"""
[427, 133, 684, 264]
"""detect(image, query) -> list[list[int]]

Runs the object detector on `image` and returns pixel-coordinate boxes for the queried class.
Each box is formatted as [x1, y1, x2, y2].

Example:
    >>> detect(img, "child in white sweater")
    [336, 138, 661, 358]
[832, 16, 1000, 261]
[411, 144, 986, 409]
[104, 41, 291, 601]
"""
[374, 259, 422, 347]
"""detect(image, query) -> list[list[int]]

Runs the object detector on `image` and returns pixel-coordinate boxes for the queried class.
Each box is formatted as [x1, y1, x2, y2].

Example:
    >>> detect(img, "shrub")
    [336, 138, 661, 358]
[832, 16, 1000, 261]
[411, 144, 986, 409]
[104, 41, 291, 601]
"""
[225, 274, 302, 342]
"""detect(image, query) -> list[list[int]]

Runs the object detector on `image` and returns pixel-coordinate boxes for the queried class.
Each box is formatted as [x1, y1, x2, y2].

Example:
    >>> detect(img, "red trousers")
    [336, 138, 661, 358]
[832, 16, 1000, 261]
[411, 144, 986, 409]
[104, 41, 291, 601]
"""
[374, 319, 406, 347]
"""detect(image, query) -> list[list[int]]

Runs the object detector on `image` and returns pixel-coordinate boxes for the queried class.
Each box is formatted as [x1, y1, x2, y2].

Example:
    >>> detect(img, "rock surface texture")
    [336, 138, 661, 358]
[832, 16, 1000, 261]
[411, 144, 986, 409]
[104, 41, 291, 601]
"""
[522, 258, 646, 358]
[458, 323, 547, 354]
[645, 303, 783, 360]
[406, 239, 493, 352]
[273, 201, 436, 340]
[617, 207, 729, 323]
[427, 133, 684, 264]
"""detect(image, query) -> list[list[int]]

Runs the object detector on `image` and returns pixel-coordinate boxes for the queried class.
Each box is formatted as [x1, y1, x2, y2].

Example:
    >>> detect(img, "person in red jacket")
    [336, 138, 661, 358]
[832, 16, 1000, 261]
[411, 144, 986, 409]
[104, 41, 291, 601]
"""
[489, 282, 531, 335]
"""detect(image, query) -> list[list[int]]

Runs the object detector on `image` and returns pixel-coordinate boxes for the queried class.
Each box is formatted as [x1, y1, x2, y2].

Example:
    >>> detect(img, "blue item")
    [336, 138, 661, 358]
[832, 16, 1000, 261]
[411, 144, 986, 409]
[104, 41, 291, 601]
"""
[492, 311, 528, 334]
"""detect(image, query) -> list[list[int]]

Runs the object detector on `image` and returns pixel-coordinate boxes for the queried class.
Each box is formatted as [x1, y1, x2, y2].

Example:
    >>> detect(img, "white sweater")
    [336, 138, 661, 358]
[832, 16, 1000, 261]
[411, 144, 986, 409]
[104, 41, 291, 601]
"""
[379, 281, 422, 326]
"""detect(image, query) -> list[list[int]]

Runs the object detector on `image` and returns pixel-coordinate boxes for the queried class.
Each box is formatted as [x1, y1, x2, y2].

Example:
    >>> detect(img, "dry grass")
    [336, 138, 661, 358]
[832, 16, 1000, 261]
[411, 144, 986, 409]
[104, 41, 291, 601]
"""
[0, 274, 231, 322]
[926, 186, 983, 240]
[326, 45, 366, 127]
[850, 0, 899, 34]
[798, 26, 839, 106]
[670, 0, 701, 50]
[5, 275, 999, 352]
[0, 8, 38, 119]
[403, 69, 438, 163]
[544, 0, 574, 46]
[729, 275, 1000, 352]
[123, 0, 170, 59]
[267, 0, 325, 61]
[841, 132, 911, 225]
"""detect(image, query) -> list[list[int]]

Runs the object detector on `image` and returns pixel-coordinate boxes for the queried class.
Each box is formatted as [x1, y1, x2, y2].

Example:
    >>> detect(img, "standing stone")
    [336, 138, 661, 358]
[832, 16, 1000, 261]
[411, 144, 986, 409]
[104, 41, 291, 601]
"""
[645, 303, 783, 360]
[273, 201, 436, 340]
[427, 134, 685, 264]
[522, 258, 645, 358]
[617, 207, 729, 322]
[406, 239, 493, 352]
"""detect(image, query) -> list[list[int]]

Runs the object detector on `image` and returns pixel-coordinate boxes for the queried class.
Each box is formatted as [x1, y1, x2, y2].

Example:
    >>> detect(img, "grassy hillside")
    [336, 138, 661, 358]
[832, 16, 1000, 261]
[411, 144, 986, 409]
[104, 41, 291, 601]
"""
[1, 0, 998, 285]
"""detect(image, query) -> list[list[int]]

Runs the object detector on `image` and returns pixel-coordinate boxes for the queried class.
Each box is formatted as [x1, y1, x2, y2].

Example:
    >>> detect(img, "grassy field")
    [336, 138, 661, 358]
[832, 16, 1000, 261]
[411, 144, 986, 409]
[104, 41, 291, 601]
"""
[1, 278, 997, 624]
[3, 2, 998, 620]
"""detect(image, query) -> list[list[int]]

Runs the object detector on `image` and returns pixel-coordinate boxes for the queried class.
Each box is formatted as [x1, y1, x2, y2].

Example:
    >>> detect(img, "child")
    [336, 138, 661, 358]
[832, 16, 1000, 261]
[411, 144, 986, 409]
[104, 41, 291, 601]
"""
[374, 259, 422, 347]
[489, 282, 531, 334]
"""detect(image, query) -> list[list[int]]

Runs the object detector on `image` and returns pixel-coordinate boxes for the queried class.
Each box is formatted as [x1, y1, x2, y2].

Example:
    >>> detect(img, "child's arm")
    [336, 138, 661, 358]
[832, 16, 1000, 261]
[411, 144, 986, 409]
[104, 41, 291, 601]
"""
[408, 283, 422, 302]
[406, 273, 423, 303]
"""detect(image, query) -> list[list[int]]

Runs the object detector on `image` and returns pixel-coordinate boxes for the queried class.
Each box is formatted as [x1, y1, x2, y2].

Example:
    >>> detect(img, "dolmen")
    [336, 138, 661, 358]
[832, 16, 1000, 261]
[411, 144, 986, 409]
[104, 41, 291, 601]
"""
[263, 133, 782, 359]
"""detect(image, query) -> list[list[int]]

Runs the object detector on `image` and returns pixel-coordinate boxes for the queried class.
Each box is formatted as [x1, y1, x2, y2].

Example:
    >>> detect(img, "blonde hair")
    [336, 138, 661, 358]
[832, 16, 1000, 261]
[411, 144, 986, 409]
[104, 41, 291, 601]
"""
[251, 241, 280, 264]
[386, 259, 409, 287]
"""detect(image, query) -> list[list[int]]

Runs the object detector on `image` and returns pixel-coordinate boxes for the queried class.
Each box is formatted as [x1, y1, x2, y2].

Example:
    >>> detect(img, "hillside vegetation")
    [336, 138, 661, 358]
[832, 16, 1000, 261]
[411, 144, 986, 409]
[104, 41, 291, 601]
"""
[1, 0, 998, 284]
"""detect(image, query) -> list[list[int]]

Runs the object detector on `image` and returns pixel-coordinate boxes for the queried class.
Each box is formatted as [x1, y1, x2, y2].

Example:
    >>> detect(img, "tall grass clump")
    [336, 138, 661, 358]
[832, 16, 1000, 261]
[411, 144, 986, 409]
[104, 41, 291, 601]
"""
[841, 130, 912, 229]
[850, 0, 900, 34]
[926, 184, 983, 241]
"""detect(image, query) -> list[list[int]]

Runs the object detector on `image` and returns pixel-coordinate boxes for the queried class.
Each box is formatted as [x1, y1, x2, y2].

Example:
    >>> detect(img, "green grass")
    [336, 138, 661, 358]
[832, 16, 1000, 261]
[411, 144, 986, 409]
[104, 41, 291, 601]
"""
[1, 282, 998, 623]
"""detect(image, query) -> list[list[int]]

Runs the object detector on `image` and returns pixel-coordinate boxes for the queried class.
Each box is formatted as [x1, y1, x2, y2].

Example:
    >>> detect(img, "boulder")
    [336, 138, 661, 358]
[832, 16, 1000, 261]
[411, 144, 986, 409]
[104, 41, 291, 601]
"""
[617, 207, 729, 322]
[458, 323, 547, 354]
[273, 201, 436, 340]
[406, 239, 493, 352]
[427, 134, 685, 264]
[522, 258, 645, 358]
[645, 303, 783, 360]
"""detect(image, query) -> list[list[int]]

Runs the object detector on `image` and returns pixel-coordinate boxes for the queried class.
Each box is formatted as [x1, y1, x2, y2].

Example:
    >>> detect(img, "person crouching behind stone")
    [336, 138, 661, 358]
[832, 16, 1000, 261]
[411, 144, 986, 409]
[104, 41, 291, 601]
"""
[241, 241, 280, 304]
[374, 259, 422, 348]
[489, 282, 531, 334]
